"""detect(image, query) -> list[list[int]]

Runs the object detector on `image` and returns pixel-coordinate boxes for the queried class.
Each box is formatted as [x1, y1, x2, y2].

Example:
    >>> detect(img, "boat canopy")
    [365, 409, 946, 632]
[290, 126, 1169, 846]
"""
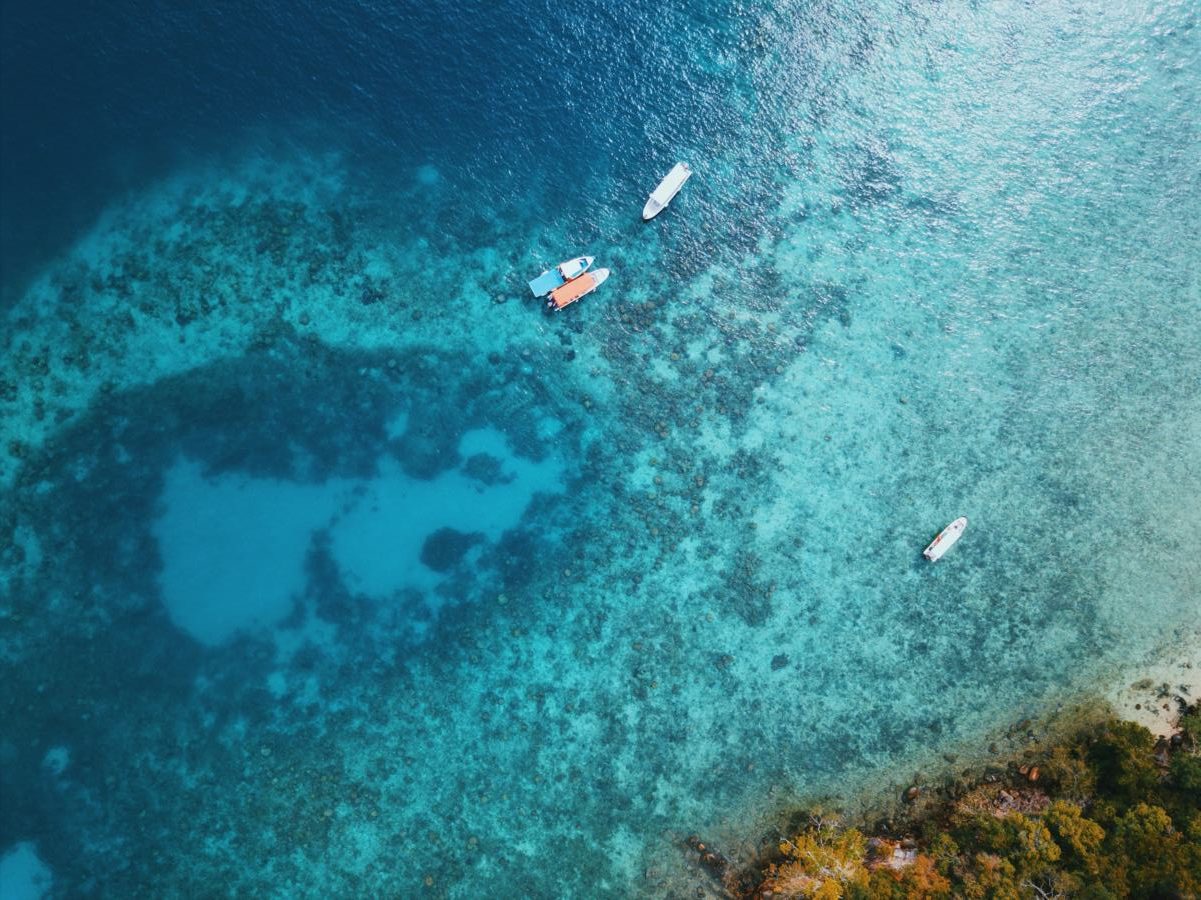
[549, 268, 609, 310]
[550, 274, 595, 308]
[643, 163, 692, 219]
[650, 163, 691, 203]
[558, 256, 590, 279]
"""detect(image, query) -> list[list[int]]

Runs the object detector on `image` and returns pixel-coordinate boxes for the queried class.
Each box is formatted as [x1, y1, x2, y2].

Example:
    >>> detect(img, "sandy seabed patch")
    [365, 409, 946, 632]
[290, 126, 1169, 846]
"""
[1109, 648, 1201, 739]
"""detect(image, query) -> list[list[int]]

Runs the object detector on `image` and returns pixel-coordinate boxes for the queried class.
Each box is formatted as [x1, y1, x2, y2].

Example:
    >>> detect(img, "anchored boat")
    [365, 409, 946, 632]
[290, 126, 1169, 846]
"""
[547, 268, 610, 311]
[642, 162, 692, 220]
[528, 256, 594, 297]
[923, 516, 967, 562]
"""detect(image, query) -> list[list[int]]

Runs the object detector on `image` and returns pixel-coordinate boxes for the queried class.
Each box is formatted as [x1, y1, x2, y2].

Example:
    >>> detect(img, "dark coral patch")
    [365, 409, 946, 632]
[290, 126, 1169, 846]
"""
[461, 453, 513, 487]
[420, 527, 483, 573]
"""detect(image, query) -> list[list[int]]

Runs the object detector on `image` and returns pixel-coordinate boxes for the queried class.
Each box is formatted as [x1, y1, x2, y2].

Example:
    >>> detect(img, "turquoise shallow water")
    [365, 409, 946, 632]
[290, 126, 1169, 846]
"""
[2, 0, 1200, 896]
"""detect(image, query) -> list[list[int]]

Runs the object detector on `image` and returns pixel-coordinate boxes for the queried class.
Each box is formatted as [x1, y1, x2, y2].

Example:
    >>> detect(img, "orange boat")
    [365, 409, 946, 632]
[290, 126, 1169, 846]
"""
[547, 268, 610, 311]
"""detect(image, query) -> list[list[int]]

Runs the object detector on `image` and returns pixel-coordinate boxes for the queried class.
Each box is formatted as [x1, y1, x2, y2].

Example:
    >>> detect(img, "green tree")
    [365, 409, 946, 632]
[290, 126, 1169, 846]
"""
[1006, 814, 1061, 874]
[763, 816, 870, 898]
[1071, 882, 1121, 900]
[858, 854, 951, 899]
[1178, 706, 1201, 751]
[927, 832, 959, 878]
[1087, 721, 1161, 808]
[1169, 752, 1201, 793]
[958, 814, 1013, 856]
[1041, 743, 1096, 803]
[957, 813, 1061, 878]
[1185, 811, 1201, 843]
[956, 852, 1022, 900]
[1044, 801, 1104, 876]
[1105, 802, 1199, 898]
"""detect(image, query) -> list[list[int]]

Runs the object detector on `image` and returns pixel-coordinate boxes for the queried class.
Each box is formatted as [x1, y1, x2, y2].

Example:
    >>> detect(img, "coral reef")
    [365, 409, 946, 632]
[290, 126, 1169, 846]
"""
[2, 1, 1199, 896]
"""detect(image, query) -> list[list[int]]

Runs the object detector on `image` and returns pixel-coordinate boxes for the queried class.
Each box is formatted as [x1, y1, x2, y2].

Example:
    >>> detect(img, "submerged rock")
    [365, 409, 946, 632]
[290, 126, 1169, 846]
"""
[420, 527, 483, 572]
[462, 453, 513, 487]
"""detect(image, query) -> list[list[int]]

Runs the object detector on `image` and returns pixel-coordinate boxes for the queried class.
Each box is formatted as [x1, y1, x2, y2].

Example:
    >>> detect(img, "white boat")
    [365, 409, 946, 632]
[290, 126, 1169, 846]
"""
[923, 516, 967, 562]
[642, 163, 692, 220]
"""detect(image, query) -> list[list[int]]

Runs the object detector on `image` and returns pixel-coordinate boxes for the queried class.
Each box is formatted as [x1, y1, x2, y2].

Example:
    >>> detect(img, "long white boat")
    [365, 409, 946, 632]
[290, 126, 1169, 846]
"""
[923, 516, 967, 561]
[642, 162, 692, 220]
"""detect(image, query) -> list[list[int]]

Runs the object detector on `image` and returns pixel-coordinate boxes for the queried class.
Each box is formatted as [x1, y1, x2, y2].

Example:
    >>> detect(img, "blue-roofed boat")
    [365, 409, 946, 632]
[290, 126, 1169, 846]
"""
[528, 256, 594, 297]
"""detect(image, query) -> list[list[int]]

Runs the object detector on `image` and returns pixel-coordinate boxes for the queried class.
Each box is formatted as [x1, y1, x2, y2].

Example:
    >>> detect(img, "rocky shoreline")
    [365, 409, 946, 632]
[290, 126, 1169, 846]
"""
[680, 675, 1201, 898]
[1108, 656, 1200, 741]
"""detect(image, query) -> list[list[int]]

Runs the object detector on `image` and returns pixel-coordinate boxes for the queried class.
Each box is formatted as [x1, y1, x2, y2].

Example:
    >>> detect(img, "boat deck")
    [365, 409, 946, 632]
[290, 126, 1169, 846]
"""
[549, 274, 594, 309]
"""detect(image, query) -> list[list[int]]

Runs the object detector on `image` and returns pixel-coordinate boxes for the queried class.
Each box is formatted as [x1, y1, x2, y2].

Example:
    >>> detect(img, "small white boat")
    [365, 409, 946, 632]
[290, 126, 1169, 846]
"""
[642, 162, 692, 220]
[923, 516, 967, 562]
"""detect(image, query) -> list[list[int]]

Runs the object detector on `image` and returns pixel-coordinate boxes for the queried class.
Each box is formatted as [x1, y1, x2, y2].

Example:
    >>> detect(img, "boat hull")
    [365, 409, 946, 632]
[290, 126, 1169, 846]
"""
[923, 516, 968, 561]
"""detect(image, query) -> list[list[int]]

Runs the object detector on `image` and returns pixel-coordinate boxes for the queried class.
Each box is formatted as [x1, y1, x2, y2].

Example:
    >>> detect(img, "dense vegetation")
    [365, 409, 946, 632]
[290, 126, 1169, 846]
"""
[710, 704, 1201, 898]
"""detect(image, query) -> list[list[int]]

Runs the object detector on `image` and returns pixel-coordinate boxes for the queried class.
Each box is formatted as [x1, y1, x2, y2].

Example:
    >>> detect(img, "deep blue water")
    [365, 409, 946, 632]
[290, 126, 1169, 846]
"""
[2, 0, 1200, 896]
[2, 0, 772, 302]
